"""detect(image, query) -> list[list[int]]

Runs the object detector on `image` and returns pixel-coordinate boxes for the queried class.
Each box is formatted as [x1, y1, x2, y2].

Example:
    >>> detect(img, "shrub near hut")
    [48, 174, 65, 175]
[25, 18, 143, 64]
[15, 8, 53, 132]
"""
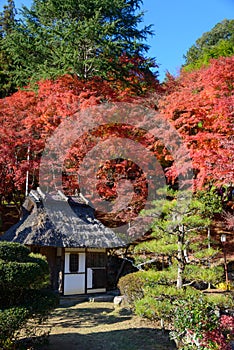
[0, 242, 58, 349]
[118, 270, 234, 349]
[117, 271, 145, 305]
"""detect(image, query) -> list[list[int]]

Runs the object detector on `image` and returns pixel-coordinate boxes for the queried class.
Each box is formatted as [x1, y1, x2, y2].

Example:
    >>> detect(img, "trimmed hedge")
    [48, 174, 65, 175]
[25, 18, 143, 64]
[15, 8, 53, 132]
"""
[118, 271, 145, 305]
[118, 269, 234, 324]
[0, 307, 29, 347]
[0, 242, 30, 262]
[0, 242, 58, 348]
[118, 268, 178, 306]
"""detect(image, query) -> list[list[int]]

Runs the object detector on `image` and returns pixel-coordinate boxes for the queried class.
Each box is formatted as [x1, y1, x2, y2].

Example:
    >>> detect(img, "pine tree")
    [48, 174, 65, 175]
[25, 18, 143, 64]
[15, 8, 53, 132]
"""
[0, 0, 16, 36]
[1, 0, 157, 90]
[0, 0, 17, 97]
[127, 188, 224, 331]
[135, 188, 222, 289]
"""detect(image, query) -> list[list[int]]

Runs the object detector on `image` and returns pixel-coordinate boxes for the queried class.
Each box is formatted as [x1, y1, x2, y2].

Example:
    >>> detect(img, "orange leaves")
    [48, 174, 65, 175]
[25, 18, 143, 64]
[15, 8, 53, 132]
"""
[1, 55, 233, 206]
[0, 75, 155, 204]
[160, 56, 234, 188]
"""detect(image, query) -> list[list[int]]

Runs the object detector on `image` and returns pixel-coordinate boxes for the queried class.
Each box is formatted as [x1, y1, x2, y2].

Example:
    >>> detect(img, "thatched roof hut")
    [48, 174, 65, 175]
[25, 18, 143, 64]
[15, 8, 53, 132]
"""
[1, 189, 126, 295]
[1, 189, 126, 248]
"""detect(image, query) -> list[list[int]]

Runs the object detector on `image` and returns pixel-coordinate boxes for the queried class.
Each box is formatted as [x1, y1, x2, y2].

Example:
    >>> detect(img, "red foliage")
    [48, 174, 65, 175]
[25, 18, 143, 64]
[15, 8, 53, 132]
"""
[223, 211, 234, 231]
[202, 315, 234, 350]
[0, 75, 163, 222]
[160, 56, 234, 189]
[0, 90, 38, 205]
[1, 56, 233, 219]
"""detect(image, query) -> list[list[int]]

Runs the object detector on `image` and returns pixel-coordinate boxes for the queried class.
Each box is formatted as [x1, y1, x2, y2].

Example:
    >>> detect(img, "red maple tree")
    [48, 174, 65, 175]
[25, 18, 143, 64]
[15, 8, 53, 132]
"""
[159, 56, 234, 189]
[0, 75, 163, 224]
[1, 57, 233, 224]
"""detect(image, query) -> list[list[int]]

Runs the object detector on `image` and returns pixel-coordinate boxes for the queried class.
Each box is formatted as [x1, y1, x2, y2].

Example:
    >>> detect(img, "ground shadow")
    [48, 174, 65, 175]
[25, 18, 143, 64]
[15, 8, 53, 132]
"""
[38, 328, 176, 350]
[48, 306, 132, 329]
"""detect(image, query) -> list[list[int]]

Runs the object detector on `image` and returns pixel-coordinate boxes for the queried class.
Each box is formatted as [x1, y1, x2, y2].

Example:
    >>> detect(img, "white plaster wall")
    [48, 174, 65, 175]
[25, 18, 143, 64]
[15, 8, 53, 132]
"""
[87, 268, 93, 289]
[64, 252, 86, 295]
[64, 252, 86, 273]
[64, 274, 85, 295]
[64, 253, 70, 273]
[79, 253, 85, 273]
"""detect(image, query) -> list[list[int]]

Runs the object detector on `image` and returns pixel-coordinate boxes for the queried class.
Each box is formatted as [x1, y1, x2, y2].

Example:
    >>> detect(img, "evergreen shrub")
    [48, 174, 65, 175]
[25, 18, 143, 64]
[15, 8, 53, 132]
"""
[0, 242, 58, 349]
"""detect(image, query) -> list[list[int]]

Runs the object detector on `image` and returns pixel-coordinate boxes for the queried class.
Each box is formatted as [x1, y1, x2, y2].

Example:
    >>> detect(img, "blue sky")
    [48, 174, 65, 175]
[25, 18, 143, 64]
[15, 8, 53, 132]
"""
[142, 0, 233, 80]
[1, 0, 234, 81]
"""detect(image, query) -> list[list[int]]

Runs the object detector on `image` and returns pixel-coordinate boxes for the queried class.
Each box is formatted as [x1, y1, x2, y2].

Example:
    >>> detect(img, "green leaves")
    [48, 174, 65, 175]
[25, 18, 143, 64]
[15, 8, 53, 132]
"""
[184, 264, 223, 285]
[0, 242, 30, 261]
[183, 19, 234, 71]
[0, 243, 50, 293]
[136, 188, 225, 289]
[0, 307, 29, 346]
[193, 247, 219, 260]
[173, 296, 219, 338]
[0, 0, 157, 90]
[0, 242, 57, 347]
[135, 296, 174, 321]
[136, 236, 178, 256]
[143, 188, 209, 239]
[195, 188, 223, 218]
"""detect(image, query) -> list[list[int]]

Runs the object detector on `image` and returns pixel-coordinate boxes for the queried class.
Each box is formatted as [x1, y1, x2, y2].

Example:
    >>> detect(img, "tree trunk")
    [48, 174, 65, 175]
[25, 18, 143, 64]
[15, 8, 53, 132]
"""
[207, 226, 211, 249]
[177, 261, 184, 289]
[207, 226, 211, 289]
[177, 230, 184, 289]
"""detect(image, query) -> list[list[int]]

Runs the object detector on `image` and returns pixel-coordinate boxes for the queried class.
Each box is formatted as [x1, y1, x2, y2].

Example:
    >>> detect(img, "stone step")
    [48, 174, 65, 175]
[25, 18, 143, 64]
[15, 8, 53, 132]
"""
[88, 295, 114, 302]
[59, 290, 119, 305]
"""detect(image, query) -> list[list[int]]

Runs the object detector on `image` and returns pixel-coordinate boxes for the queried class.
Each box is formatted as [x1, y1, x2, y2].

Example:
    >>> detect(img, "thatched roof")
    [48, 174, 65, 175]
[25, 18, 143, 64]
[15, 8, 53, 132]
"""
[1, 189, 126, 248]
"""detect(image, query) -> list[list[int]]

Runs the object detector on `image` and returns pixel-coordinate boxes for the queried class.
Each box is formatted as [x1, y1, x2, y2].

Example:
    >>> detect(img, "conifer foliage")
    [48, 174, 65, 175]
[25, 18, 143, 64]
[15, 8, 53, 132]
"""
[0, 0, 17, 97]
[0, 0, 156, 90]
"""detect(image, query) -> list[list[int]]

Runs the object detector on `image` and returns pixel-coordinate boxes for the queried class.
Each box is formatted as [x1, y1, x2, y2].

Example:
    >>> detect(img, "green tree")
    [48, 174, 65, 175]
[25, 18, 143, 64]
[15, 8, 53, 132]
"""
[1, 0, 156, 91]
[195, 187, 223, 249]
[0, 242, 58, 348]
[135, 189, 221, 289]
[0, 0, 16, 36]
[183, 19, 234, 71]
[0, 0, 17, 97]
[119, 189, 230, 334]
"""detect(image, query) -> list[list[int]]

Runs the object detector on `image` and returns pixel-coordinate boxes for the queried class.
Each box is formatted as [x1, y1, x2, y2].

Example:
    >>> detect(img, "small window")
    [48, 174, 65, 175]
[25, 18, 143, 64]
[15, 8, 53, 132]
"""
[69, 254, 79, 273]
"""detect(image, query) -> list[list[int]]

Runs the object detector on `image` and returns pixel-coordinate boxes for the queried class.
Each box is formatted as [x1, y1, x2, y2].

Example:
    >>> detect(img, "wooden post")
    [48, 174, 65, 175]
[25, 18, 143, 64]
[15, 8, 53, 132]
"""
[221, 234, 229, 288]
[25, 145, 30, 197]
